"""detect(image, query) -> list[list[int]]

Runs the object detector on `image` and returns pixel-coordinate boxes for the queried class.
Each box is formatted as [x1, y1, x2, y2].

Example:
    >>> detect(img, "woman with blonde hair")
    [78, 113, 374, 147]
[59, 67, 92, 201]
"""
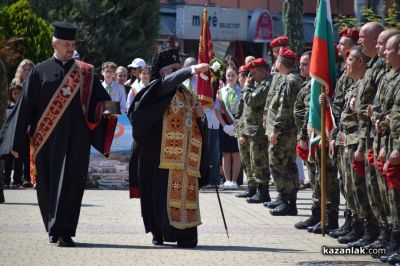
[12, 59, 34, 86]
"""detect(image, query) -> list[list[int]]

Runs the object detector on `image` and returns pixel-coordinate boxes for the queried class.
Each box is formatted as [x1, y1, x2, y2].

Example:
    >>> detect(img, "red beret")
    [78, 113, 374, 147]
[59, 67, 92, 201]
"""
[238, 65, 249, 73]
[246, 58, 267, 70]
[339, 28, 359, 40]
[279, 48, 298, 60]
[270, 36, 289, 48]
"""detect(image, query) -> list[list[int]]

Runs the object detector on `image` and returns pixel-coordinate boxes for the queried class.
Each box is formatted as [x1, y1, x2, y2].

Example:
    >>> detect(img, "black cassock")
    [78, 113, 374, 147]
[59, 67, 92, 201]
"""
[0, 57, 114, 237]
[128, 67, 209, 242]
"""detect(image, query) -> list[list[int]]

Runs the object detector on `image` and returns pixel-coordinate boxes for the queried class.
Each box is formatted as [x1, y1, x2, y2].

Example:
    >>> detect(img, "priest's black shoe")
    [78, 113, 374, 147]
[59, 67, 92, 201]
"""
[348, 222, 379, 248]
[152, 234, 164, 245]
[177, 238, 197, 248]
[246, 186, 270, 204]
[235, 187, 256, 198]
[387, 250, 400, 265]
[58, 236, 75, 247]
[294, 205, 321, 230]
[49, 235, 59, 244]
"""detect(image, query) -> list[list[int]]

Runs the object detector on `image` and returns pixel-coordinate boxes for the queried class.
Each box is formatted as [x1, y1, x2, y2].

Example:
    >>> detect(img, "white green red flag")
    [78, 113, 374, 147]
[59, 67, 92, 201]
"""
[197, 7, 215, 108]
[308, 0, 336, 135]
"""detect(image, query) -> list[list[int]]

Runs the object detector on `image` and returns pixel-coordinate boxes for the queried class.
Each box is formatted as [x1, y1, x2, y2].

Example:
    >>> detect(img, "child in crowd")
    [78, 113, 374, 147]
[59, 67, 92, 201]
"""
[215, 66, 242, 190]
[115, 66, 130, 95]
[101, 62, 127, 114]
[4, 84, 23, 188]
[126, 65, 151, 111]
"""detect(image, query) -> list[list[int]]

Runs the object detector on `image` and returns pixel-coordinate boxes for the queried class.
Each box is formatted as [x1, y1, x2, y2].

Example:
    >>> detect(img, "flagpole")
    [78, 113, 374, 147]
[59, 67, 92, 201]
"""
[321, 90, 327, 237]
[316, 0, 326, 237]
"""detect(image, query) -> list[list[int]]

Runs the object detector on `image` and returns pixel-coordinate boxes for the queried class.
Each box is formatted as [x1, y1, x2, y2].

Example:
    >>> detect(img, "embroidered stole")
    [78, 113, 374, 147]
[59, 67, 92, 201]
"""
[31, 60, 111, 158]
[159, 87, 203, 229]
[216, 88, 234, 125]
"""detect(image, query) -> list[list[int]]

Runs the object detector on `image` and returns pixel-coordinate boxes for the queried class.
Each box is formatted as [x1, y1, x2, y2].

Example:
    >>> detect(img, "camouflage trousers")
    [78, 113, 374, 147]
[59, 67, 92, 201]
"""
[238, 138, 253, 187]
[268, 133, 299, 195]
[305, 161, 318, 204]
[389, 188, 400, 231]
[345, 144, 378, 225]
[363, 138, 388, 227]
[314, 147, 340, 211]
[373, 135, 391, 225]
[248, 133, 270, 187]
[337, 145, 357, 216]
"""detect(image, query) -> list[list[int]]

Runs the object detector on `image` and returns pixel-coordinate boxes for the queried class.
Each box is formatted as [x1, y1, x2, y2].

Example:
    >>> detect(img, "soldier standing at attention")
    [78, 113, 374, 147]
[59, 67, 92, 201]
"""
[237, 58, 271, 204]
[349, 22, 386, 249]
[265, 48, 302, 216]
[293, 51, 319, 229]
[328, 27, 358, 239]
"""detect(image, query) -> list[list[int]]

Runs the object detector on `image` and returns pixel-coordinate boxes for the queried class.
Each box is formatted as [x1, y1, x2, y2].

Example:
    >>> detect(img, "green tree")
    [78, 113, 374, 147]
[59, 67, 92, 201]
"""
[30, 0, 160, 70]
[283, 0, 304, 55]
[0, 0, 52, 80]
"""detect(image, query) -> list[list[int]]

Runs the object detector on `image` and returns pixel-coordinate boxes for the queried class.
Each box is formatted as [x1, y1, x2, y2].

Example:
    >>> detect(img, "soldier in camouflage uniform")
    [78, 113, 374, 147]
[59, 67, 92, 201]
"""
[374, 34, 400, 263]
[293, 52, 319, 229]
[328, 28, 358, 239]
[235, 65, 255, 198]
[336, 46, 379, 246]
[349, 22, 387, 249]
[269, 36, 290, 75]
[265, 48, 302, 216]
[236, 58, 271, 204]
[362, 29, 400, 252]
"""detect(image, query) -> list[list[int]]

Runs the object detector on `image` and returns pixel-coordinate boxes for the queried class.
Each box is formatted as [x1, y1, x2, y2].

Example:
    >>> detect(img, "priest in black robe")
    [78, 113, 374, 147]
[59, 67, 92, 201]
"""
[128, 49, 210, 248]
[0, 22, 117, 247]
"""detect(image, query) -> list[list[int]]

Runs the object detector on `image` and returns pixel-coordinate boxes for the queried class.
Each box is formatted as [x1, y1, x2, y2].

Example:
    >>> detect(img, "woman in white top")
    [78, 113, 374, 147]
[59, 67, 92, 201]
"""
[214, 66, 242, 190]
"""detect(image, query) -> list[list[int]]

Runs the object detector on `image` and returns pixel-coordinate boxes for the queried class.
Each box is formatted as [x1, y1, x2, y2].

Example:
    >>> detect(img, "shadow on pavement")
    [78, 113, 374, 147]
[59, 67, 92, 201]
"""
[298, 261, 384, 266]
[0, 202, 99, 207]
[76, 242, 302, 252]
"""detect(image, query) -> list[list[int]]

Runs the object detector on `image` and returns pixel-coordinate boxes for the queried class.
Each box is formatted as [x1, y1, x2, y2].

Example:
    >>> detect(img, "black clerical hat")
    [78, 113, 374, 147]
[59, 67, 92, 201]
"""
[53, 22, 77, 41]
[151, 49, 180, 80]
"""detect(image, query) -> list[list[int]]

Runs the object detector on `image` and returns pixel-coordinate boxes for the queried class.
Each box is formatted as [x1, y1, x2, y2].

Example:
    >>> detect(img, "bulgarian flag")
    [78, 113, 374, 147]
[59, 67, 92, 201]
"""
[197, 7, 215, 108]
[308, 0, 336, 135]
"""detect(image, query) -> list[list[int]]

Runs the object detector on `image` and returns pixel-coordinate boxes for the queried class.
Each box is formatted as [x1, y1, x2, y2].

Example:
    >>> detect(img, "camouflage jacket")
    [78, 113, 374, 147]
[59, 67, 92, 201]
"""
[331, 72, 353, 145]
[293, 78, 311, 141]
[265, 71, 302, 136]
[263, 73, 284, 123]
[238, 77, 271, 136]
[341, 79, 362, 146]
[381, 71, 400, 138]
[355, 56, 387, 150]
[389, 78, 400, 150]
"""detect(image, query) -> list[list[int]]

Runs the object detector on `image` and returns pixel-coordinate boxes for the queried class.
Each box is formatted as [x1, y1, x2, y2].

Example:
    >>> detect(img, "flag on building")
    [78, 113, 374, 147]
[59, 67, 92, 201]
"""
[308, 0, 336, 134]
[197, 7, 215, 108]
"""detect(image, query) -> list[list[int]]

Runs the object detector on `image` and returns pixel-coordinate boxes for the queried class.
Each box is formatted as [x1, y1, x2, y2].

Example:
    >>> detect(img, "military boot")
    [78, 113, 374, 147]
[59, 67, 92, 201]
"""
[0, 182, 4, 204]
[337, 219, 364, 244]
[310, 210, 339, 234]
[264, 194, 283, 208]
[387, 249, 400, 265]
[235, 186, 256, 198]
[365, 224, 391, 251]
[270, 193, 298, 216]
[329, 210, 352, 238]
[348, 221, 379, 248]
[380, 230, 400, 263]
[294, 205, 321, 230]
[246, 185, 270, 204]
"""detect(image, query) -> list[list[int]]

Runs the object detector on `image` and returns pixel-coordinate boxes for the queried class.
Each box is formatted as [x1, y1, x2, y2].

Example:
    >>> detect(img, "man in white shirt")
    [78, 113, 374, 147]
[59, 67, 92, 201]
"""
[101, 61, 127, 114]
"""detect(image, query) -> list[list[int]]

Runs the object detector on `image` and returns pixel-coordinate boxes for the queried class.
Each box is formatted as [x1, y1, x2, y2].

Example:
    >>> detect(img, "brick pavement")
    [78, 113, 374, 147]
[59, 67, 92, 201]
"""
[0, 188, 384, 266]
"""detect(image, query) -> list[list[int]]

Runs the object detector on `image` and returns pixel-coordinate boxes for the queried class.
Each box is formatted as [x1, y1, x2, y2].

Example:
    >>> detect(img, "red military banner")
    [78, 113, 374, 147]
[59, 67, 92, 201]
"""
[197, 7, 215, 108]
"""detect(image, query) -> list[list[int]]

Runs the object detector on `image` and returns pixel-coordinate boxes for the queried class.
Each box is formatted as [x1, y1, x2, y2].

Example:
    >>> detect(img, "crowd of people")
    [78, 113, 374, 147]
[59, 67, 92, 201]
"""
[2, 19, 400, 259]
